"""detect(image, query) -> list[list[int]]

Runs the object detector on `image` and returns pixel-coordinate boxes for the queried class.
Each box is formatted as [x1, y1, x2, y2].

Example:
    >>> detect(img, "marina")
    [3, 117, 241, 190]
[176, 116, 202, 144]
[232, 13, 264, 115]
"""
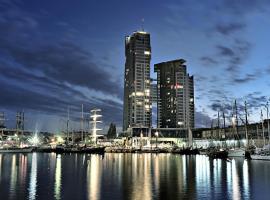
[1, 109, 270, 160]
[2, 0, 270, 199]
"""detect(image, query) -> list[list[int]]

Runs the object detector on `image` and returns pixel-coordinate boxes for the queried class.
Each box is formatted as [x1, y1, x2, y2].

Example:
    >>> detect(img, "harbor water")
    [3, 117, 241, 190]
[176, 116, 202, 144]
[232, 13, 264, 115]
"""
[0, 153, 270, 200]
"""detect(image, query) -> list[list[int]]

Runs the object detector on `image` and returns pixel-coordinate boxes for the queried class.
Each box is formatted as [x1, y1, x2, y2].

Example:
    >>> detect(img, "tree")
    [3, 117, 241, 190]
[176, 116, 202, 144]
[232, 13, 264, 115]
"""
[107, 123, 117, 139]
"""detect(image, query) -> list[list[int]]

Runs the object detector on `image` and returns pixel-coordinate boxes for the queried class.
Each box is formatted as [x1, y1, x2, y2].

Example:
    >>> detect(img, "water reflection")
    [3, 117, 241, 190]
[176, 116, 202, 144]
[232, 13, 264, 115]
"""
[0, 154, 268, 200]
[232, 160, 241, 199]
[153, 154, 160, 196]
[87, 155, 102, 200]
[19, 155, 27, 189]
[54, 154, 62, 200]
[243, 160, 250, 199]
[0, 154, 2, 179]
[28, 153, 37, 200]
[130, 154, 152, 200]
[196, 155, 210, 196]
[9, 155, 18, 199]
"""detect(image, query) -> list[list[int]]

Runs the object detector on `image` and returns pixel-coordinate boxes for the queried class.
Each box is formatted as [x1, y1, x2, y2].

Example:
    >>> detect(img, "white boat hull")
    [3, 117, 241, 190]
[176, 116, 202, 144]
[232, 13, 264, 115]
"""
[251, 155, 270, 160]
[228, 149, 245, 157]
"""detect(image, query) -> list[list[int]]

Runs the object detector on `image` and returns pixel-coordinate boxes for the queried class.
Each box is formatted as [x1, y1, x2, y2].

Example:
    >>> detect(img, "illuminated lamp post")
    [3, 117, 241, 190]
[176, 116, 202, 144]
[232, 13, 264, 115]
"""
[155, 131, 159, 149]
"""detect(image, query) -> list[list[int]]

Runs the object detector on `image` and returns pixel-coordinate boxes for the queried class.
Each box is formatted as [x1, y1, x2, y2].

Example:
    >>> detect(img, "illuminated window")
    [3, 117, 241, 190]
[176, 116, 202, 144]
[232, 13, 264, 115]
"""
[144, 51, 151, 55]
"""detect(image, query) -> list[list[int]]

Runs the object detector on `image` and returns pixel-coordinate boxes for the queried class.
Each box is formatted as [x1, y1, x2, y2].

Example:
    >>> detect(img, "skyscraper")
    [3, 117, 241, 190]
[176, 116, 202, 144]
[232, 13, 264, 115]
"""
[154, 59, 194, 129]
[123, 31, 152, 132]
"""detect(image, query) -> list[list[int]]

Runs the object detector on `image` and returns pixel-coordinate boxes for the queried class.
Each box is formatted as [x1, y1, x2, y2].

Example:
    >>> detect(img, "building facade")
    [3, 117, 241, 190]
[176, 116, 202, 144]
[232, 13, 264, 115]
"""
[123, 31, 152, 131]
[154, 59, 194, 129]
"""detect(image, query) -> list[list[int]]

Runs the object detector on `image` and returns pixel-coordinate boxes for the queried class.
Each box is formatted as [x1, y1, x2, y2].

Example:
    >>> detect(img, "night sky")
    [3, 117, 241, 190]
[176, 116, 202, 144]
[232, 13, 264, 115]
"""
[1, 0, 270, 132]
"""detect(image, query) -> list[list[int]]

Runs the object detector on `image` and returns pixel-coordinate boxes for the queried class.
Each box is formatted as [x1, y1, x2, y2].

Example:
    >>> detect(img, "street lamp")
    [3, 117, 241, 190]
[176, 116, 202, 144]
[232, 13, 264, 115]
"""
[140, 130, 143, 149]
[155, 131, 159, 148]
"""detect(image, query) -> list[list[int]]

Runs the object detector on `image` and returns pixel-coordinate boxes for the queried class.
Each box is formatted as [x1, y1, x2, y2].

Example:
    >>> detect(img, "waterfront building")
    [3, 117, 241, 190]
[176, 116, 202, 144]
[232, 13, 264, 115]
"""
[150, 81, 157, 103]
[154, 59, 194, 129]
[123, 31, 152, 134]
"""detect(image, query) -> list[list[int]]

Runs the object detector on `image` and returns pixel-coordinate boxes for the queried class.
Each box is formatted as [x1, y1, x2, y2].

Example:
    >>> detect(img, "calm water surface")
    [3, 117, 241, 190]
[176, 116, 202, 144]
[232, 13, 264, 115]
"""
[0, 153, 270, 200]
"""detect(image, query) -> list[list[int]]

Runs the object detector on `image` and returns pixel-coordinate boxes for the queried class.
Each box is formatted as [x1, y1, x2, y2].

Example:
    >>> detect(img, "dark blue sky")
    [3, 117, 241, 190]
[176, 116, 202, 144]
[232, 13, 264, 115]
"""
[1, 0, 270, 132]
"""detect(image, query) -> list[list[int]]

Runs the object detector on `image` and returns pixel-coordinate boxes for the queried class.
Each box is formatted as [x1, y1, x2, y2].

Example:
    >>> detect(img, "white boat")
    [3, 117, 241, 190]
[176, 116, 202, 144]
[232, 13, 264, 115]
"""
[228, 148, 246, 157]
[251, 148, 270, 160]
[251, 154, 270, 160]
[0, 147, 33, 153]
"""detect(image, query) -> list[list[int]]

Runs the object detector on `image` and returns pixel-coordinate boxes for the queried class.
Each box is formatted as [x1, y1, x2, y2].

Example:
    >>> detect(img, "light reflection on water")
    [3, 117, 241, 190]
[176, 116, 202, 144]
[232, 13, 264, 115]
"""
[243, 160, 250, 199]
[87, 154, 102, 200]
[28, 153, 36, 200]
[232, 159, 241, 200]
[54, 154, 62, 200]
[9, 155, 18, 199]
[0, 153, 270, 199]
[0, 154, 2, 180]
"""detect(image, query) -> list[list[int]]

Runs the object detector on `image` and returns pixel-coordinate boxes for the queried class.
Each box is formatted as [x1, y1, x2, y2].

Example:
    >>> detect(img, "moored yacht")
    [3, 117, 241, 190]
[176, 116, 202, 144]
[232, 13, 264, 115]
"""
[251, 149, 270, 160]
[228, 148, 246, 157]
[251, 145, 270, 160]
[0, 146, 33, 153]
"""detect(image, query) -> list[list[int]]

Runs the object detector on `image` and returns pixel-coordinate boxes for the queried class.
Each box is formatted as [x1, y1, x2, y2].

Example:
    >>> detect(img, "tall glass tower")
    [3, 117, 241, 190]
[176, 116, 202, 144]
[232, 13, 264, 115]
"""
[154, 59, 194, 129]
[123, 31, 151, 132]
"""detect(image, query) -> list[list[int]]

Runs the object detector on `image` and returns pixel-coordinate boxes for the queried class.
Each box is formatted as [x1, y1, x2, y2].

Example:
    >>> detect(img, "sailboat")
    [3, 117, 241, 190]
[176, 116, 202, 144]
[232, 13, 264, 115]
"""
[227, 100, 248, 158]
[251, 103, 270, 160]
[206, 116, 228, 159]
[0, 112, 33, 153]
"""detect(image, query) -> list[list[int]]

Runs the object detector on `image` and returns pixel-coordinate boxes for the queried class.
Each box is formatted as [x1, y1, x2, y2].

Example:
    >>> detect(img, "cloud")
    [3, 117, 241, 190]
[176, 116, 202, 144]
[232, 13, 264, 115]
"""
[215, 22, 246, 35]
[209, 102, 233, 114]
[200, 56, 219, 66]
[216, 45, 234, 57]
[195, 110, 212, 128]
[216, 39, 252, 72]
[2, 41, 122, 96]
[232, 74, 257, 84]
[219, 0, 270, 16]
[0, 0, 123, 131]
[244, 92, 268, 109]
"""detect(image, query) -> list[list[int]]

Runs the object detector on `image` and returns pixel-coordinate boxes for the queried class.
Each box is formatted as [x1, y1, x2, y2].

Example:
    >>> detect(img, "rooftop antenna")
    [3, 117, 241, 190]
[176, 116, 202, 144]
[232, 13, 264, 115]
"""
[141, 18, 144, 31]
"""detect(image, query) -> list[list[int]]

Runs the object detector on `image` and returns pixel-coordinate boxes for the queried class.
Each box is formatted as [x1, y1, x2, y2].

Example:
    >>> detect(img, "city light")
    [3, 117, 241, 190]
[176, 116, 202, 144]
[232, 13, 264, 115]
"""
[1, 2, 270, 199]
[155, 131, 159, 137]
[29, 135, 40, 146]
[57, 136, 64, 143]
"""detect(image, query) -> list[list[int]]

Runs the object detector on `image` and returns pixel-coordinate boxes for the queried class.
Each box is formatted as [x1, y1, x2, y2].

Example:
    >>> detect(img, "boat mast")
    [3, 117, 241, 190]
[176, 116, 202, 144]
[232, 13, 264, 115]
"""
[222, 110, 226, 139]
[230, 101, 235, 143]
[235, 100, 239, 139]
[265, 101, 270, 145]
[22, 110, 24, 135]
[233, 100, 241, 148]
[0, 112, 5, 139]
[16, 111, 24, 146]
[81, 104, 84, 142]
[217, 111, 220, 140]
[90, 109, 102, 145]
[211, 119, 214, 147]
[261, 109, 265, 147]
[67, 107, 70, 145]
[244, 101, 249, 148]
